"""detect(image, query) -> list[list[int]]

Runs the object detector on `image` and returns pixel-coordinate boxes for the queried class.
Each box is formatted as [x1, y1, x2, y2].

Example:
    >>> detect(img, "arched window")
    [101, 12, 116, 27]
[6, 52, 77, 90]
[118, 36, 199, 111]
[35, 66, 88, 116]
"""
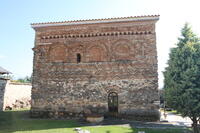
[49, 45, 65, 62]
[77, 53, 81, 63]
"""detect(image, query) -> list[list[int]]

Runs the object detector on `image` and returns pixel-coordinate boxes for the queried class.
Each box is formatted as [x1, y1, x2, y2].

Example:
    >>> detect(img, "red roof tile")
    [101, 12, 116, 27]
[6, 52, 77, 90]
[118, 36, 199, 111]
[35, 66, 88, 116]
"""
[31, 15, 159, 27]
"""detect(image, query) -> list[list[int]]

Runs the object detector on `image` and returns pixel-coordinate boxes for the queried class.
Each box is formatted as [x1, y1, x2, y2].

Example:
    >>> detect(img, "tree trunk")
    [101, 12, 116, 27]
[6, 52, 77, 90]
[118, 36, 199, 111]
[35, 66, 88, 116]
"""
[192, 118, 199, 133]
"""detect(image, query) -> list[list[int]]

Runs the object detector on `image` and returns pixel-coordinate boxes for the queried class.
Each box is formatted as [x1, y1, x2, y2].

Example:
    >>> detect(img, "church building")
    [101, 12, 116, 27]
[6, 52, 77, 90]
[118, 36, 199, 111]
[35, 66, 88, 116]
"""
[31, 15, 160, 121]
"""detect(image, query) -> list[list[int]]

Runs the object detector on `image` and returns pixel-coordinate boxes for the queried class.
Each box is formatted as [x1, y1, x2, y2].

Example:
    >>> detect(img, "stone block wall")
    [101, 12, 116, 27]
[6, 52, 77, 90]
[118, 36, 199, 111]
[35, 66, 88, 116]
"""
[0, 78, 8, 110]
[31, 16, 160, 121]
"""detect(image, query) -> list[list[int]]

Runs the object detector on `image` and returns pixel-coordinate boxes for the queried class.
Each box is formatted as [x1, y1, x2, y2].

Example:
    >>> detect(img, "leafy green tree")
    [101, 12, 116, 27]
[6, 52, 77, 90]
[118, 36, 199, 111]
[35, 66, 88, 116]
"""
[164, 23, 200, 133]
[15, 75, 32, 83]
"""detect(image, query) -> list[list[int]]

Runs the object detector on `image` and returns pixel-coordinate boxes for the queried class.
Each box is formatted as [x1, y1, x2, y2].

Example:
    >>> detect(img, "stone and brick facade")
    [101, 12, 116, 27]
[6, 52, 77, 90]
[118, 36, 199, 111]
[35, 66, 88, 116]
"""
[31, 15, 160, 121]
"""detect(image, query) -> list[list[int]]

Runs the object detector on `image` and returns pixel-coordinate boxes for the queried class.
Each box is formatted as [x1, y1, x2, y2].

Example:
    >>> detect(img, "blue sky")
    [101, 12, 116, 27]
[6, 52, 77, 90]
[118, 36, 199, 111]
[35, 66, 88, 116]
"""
[1, 0, 200, 88]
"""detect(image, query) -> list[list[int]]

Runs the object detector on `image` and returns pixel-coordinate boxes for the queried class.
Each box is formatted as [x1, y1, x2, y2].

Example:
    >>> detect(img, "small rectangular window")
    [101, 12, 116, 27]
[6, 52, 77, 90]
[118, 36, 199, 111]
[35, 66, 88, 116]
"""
[77, 53, 81, 63]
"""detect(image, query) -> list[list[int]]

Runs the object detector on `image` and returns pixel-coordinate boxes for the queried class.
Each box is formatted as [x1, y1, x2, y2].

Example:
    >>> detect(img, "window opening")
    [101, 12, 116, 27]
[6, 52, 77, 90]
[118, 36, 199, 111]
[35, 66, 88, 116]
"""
[77, 53, 81, 63]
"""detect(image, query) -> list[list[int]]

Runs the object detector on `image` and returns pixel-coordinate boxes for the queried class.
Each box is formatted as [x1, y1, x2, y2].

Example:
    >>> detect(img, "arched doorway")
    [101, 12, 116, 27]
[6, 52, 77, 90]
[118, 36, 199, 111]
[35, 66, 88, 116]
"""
[108, 92, 118, 114]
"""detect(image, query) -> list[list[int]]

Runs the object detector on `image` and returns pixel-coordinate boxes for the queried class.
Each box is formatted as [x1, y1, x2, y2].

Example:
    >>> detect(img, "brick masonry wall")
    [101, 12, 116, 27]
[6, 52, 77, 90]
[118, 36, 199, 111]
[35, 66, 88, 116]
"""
[31, 19, 160, 121]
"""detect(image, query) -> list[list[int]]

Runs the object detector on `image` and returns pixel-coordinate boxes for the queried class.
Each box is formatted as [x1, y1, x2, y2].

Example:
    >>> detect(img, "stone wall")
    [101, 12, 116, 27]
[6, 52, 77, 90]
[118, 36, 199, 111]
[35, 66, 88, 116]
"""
[31, 16, 160, 121]
[3, 82, 32, 110]
[0, 78, 8, 110]
[0, 79, 31, 111]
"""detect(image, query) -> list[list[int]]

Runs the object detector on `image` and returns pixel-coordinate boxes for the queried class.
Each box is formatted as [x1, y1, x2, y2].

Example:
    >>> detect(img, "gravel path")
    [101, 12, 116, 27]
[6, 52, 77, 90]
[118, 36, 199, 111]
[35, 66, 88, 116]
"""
[160, 111, 192, 127]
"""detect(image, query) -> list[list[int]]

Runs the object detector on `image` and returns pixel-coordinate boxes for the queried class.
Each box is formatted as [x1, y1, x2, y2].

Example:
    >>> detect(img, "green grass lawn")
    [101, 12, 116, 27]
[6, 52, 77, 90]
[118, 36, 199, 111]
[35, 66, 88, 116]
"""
[0, 110, 190, 133]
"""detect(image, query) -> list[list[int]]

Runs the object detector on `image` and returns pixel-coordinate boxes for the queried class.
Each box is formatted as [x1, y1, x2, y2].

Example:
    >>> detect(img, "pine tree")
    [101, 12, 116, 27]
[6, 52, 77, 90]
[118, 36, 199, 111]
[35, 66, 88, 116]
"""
[164, 23, 200, 133]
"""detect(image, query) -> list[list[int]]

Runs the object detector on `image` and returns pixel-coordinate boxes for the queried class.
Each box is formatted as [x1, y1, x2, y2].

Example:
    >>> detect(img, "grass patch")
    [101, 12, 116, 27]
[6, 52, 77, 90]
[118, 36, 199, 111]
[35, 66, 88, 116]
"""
[168, 110, 178, 114]
[81, 126, 189, 133]
[160, 108, 181, 115]
[166, 110, 181, 115]
[0, 110, 190, 133]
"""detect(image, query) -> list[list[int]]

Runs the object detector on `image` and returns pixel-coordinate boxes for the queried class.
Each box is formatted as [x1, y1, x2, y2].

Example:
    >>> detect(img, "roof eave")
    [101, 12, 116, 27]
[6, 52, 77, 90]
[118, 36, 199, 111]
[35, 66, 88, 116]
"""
[31, 16, 159, 29]
[0, 72, 10, 74]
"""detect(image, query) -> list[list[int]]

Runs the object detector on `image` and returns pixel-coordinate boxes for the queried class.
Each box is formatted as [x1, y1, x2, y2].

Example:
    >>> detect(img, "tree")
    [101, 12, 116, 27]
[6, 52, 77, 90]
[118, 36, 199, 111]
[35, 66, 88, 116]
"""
[164, 23, 200, 133]
[15, 75, 32, 83]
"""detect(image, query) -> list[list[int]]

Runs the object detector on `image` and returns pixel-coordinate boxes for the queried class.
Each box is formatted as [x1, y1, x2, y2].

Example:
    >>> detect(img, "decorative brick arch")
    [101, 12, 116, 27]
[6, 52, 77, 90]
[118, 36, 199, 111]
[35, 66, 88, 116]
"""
[116, 44, 130, 54]
[49, 44, 66, 62]
[112, 39, 134, 61]
[87, 45, 107, 62]
[68, 44, 85, 63]
[34, 45, 50, 60]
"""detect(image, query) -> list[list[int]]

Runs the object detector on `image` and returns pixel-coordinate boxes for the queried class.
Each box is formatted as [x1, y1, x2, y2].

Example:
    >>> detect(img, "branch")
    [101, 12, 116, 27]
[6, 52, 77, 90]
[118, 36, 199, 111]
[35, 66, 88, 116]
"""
[189, 116, 193, 121]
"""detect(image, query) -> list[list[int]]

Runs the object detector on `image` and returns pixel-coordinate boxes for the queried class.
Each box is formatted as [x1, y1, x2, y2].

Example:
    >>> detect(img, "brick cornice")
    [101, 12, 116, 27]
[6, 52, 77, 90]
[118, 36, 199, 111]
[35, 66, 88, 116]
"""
[41, 31, 152, 40]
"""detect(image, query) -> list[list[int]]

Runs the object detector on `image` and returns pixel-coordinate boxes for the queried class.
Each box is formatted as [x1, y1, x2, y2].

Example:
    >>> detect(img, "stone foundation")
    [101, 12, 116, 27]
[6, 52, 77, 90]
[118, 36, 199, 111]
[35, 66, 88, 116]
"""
[117, 109, 160, 121]
[30, 109, 159, 121]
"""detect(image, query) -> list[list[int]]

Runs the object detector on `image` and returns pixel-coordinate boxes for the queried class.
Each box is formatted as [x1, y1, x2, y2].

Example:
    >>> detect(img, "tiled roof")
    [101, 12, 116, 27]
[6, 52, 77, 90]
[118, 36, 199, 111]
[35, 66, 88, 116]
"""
[31, 15, 159, 28]
[0, 66, 11, 74]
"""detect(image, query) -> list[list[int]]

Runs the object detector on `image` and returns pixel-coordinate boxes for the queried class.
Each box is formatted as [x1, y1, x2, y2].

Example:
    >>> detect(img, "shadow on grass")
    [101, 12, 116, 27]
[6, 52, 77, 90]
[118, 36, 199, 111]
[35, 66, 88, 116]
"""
[0, 110, 79, 133]
[79, 117, 192, 133]
[0, 110, 192, 133]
